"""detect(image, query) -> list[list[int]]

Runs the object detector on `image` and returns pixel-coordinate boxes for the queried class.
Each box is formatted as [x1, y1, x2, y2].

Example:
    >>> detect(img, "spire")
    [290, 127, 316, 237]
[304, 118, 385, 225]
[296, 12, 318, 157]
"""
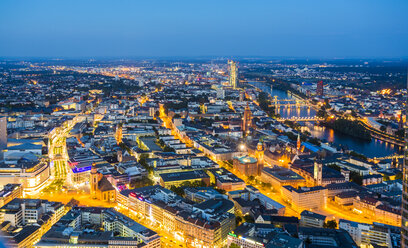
[297, 133, 301, 151]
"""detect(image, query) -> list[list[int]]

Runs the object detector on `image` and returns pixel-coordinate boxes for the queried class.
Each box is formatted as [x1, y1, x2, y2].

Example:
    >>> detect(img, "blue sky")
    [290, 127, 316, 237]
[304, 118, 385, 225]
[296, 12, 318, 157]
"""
[0, 0, 407, 58]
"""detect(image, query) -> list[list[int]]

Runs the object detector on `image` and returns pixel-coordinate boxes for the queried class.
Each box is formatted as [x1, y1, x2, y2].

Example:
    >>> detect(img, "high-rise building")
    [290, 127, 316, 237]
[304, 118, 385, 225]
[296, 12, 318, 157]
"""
[402, 77, 408, 247]
[316, 80, 324, 96]
[0, 116, 7, 151]
[228, 60, 238, 89]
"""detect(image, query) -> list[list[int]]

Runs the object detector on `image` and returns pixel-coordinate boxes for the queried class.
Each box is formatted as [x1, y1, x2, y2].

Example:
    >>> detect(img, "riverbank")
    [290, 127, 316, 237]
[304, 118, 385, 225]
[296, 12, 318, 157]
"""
[247, 81, 402, 158]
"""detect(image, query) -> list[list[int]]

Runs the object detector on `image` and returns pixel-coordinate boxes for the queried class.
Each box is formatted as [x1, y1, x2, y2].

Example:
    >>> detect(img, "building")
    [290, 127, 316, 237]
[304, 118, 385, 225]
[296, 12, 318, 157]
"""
[227, 222, 303, 248]
[228, 60, 238, 89]
[298, 227, 358, 248]
[242, 102, 252, 135]
[316, 80, 324, 96]
[402, 98, 408, 247]
[208, 168, 246, 191]
[90, 164, 116, 203]
[159, 170, 210, 188]
[281, 186, 328, 212]
[0, 160, 50, 195]
[233, 155, 260, 177]
[261, 167, 305, 190]
[300, 210, 326, 228]
[34, 207, 160, 248]
[314, 160, 323, 186]
[339, 219, 397, 248]
[0, 116, 7, 152]
[254, 141, 264, 175]
[0, 198, 66, 248]
[0, 184, 22, 208]
[120, 185, 235, 247]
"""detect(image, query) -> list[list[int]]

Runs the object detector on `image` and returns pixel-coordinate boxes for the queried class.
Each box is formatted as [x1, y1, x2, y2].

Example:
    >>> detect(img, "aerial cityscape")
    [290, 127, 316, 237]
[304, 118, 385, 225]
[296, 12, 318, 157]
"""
[0, 1, 407, 248]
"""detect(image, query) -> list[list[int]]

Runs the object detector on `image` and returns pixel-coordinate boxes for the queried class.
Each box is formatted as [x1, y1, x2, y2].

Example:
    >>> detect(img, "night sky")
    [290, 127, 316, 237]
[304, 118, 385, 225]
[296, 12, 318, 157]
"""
[0, 0, 407, 58]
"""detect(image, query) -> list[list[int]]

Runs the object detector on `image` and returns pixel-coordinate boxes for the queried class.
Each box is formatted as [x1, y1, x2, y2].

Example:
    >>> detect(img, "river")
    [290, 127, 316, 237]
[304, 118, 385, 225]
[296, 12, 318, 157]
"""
[249, 81, 402, 158]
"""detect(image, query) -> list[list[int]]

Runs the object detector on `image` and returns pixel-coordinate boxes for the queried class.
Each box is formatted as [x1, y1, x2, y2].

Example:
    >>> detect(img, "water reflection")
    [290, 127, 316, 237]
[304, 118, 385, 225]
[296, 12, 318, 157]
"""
[249, 81, 402, 158]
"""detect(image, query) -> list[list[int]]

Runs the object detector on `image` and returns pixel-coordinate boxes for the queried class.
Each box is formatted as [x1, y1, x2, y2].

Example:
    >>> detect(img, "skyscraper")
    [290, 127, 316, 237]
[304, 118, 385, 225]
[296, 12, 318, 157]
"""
[228, 60, 238, 89]
[402, 76, 408, 248]
[316, 80, 324, 96]
[0, 116, 7, 151]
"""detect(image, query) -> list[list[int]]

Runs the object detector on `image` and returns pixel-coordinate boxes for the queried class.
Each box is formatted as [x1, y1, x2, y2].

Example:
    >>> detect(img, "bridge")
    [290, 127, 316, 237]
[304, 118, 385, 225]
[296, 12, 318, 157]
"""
[276, 116, 324, 122]
[373, 154, 403, 160]
[359, 119, 404, 147]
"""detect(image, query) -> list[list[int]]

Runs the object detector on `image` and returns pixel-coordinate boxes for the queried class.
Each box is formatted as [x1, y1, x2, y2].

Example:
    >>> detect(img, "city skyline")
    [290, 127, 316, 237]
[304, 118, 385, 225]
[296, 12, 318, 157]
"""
[0, 1, 406, 247]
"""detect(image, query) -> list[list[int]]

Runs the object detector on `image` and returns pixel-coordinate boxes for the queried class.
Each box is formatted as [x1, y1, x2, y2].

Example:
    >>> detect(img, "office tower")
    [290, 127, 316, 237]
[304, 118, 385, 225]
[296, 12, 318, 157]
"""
[228, 60, 238, 89]
[0, 116, 6, 151]
[316, 80, 324, 96]
[402, 77, 408, 248]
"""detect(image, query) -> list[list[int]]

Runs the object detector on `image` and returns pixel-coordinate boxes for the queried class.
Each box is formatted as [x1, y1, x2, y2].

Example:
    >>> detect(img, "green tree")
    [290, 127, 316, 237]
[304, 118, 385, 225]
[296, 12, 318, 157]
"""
[243, 215, 254, 223]
[229, 243, 241, 248]
[323, 220, 338, 229]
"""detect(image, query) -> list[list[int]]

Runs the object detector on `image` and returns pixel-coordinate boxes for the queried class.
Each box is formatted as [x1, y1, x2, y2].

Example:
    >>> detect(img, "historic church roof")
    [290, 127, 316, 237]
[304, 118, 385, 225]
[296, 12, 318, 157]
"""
[98, 176, 115, 192]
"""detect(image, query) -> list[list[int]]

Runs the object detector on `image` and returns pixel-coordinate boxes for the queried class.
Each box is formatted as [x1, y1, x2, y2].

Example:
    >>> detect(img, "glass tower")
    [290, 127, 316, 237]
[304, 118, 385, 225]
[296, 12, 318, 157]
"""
[402, 75, 408, 247]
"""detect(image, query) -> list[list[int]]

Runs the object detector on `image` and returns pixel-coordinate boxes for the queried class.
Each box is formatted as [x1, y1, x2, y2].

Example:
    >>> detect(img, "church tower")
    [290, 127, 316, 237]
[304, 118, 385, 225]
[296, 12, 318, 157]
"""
[255, 140, 265, 176]
[90, 163, 98, 198]
[314, 160, 323, 186]
[297, 133, 301, 152]
[242, 102, 252, 136]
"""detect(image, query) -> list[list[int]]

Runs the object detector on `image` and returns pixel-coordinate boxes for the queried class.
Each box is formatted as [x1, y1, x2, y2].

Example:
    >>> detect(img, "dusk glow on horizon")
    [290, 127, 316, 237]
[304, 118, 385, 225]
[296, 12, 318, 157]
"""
[0, 0, 407, 58]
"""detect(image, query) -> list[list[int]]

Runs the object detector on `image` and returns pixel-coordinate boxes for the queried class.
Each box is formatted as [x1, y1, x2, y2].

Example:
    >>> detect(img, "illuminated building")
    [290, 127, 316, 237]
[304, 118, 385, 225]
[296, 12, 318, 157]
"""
[0, 116, 6, 153]
[353, 195, 401, 226]
[254, 140, 264, 176]
[159, 170, 211, 188]
[403, 84, 408, 247]
[314, 160, 323, 186]
[316, 80, 324, 96]
[34, 207, 160, 248]
[281, 186, 327, 212]
[261, 167, 305, 190]
[89, 164, 116, 203]
[300, 210, 326, 228]
[242, 102, 252, 136]
[227, 223, 302, 248]
[0, 198, 65, 248]
[0, 160, 50, 195]
[0, 184, 22, 208]
[233, 155, 259, 177]
[339, 219, 398, 248]
[121, 185, 235, 247]
[228, 60, 238, 89]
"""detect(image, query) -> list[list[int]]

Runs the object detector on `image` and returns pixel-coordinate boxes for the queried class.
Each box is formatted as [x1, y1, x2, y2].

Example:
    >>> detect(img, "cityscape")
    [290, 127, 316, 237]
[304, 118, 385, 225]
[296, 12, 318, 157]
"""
[0, 1, 407, 248]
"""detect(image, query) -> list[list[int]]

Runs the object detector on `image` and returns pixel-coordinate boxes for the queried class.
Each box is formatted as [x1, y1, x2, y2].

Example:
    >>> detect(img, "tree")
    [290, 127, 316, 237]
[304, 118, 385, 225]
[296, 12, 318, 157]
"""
[169, 185, 185, 197]
[235, 216, 243, 226]
[380, 125, 386, 132]
[323, 220, 338, 229]
[229, 243, 241, 248]
[396, 172, 403, 180]
[243, 215, 254, 223]
[350, 171, 363, 185]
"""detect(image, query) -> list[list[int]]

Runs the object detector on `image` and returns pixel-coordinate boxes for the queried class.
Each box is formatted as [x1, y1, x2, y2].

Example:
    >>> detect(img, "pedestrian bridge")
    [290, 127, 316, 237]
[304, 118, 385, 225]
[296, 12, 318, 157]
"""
[276, 116, 324, 122]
